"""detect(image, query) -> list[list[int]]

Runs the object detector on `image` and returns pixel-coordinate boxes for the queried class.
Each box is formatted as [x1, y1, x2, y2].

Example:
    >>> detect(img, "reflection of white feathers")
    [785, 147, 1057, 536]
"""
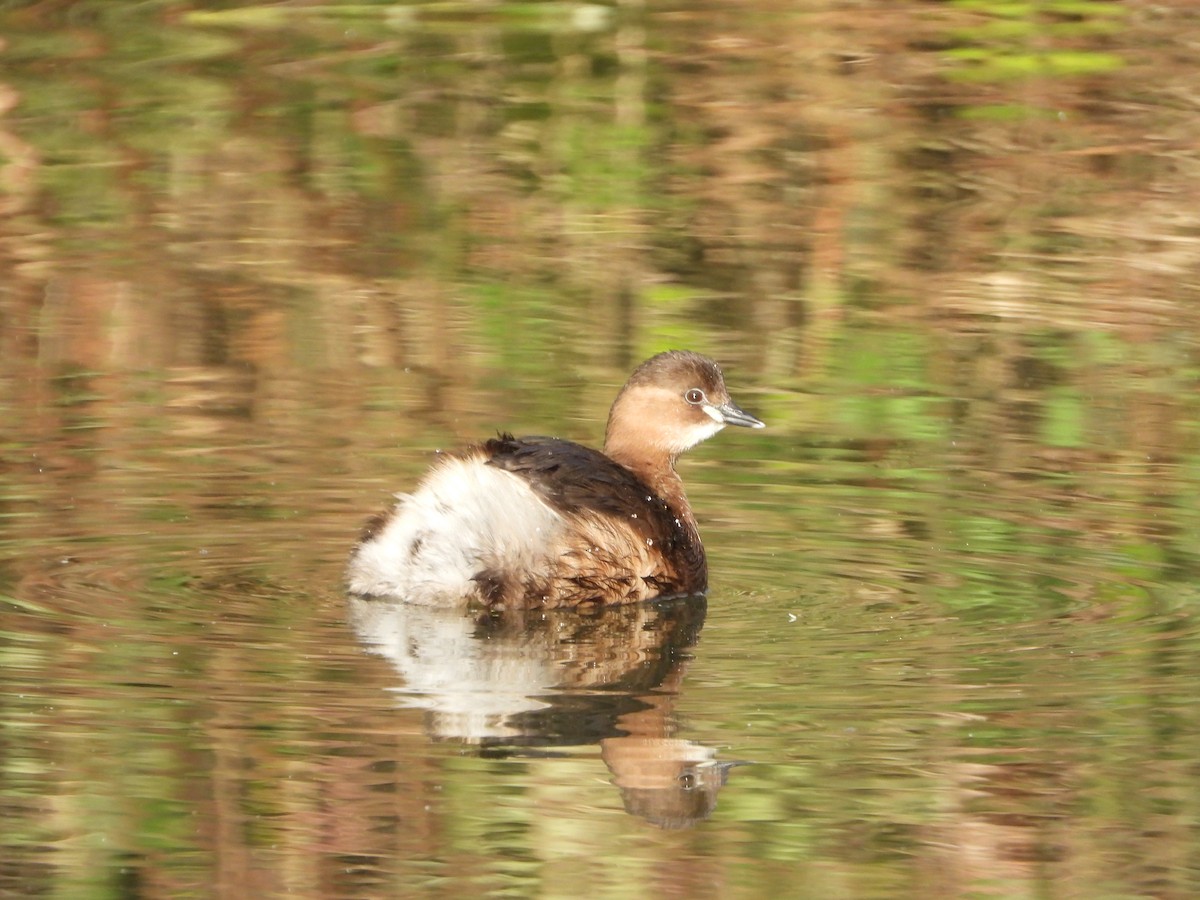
[347, 597, 563, 742]
[348, 594, 744, 830]
[346, 453, 564, 603]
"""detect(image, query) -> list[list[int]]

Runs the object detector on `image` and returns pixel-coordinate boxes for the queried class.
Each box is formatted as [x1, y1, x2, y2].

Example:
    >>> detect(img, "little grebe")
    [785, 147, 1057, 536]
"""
[346, 350, 764, 608]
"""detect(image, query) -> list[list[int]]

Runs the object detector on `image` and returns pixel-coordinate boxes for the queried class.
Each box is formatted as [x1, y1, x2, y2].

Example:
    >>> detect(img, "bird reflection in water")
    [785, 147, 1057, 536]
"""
[347, 594, 748, 829]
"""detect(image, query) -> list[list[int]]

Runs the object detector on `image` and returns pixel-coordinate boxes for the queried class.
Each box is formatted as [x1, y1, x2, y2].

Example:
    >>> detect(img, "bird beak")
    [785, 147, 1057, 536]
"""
[714, 399, 765, 429]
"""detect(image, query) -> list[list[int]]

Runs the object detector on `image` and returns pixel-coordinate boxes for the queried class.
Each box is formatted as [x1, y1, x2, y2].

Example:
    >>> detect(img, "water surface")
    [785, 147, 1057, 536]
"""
[2, 1, 1200, 897]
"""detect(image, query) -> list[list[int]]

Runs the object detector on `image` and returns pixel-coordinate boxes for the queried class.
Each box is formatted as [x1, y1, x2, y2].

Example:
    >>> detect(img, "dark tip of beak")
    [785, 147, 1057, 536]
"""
[717, 400, 765, 429]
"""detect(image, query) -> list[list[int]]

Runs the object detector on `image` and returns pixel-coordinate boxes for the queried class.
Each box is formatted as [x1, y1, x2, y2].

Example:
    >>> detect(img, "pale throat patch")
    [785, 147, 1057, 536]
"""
[676, 417, 725, 452]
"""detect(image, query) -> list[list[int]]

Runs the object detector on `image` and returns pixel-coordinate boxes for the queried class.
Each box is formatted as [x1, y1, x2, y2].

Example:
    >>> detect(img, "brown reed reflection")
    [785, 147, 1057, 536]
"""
[348, 594, 747, 829]
[918, 756, 1071, 897]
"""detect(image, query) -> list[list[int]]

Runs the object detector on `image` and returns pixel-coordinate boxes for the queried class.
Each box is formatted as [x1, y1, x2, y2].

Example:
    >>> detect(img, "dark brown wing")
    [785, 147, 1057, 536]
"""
[481, 433, 688, 562]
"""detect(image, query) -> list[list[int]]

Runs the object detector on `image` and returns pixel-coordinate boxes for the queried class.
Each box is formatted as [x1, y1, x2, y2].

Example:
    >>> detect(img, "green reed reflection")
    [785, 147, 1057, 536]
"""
[2, 0, 1200, 897]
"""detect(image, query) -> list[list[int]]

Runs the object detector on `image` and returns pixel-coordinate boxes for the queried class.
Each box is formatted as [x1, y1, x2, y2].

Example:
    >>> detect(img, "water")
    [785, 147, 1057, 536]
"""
[3, 1, 1200, 897]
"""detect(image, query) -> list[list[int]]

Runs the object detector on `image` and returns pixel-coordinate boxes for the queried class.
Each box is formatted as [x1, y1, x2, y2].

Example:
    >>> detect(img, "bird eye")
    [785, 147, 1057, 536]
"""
[685, 388, 706, 405]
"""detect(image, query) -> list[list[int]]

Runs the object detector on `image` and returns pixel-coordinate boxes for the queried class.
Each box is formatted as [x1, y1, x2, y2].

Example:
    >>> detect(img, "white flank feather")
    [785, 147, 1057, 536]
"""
[346, 453, 564, 603]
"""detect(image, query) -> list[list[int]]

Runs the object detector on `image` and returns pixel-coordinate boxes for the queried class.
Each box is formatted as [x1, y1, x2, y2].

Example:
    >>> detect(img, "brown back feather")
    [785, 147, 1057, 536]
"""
[481, 434, 706, 602]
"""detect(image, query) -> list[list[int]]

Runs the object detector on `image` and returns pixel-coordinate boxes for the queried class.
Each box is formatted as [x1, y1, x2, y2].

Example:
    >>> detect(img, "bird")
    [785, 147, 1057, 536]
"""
[346, 350, 763, 608]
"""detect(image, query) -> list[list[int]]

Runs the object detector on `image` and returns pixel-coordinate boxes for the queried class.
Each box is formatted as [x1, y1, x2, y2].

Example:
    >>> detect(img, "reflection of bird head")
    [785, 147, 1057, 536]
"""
[623, 760, 754, 830]
[602, 736, 753, 829]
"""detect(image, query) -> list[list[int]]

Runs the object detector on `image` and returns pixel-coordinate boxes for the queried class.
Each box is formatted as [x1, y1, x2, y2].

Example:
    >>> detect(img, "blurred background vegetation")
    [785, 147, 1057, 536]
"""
[2, 1, 1200, 896]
